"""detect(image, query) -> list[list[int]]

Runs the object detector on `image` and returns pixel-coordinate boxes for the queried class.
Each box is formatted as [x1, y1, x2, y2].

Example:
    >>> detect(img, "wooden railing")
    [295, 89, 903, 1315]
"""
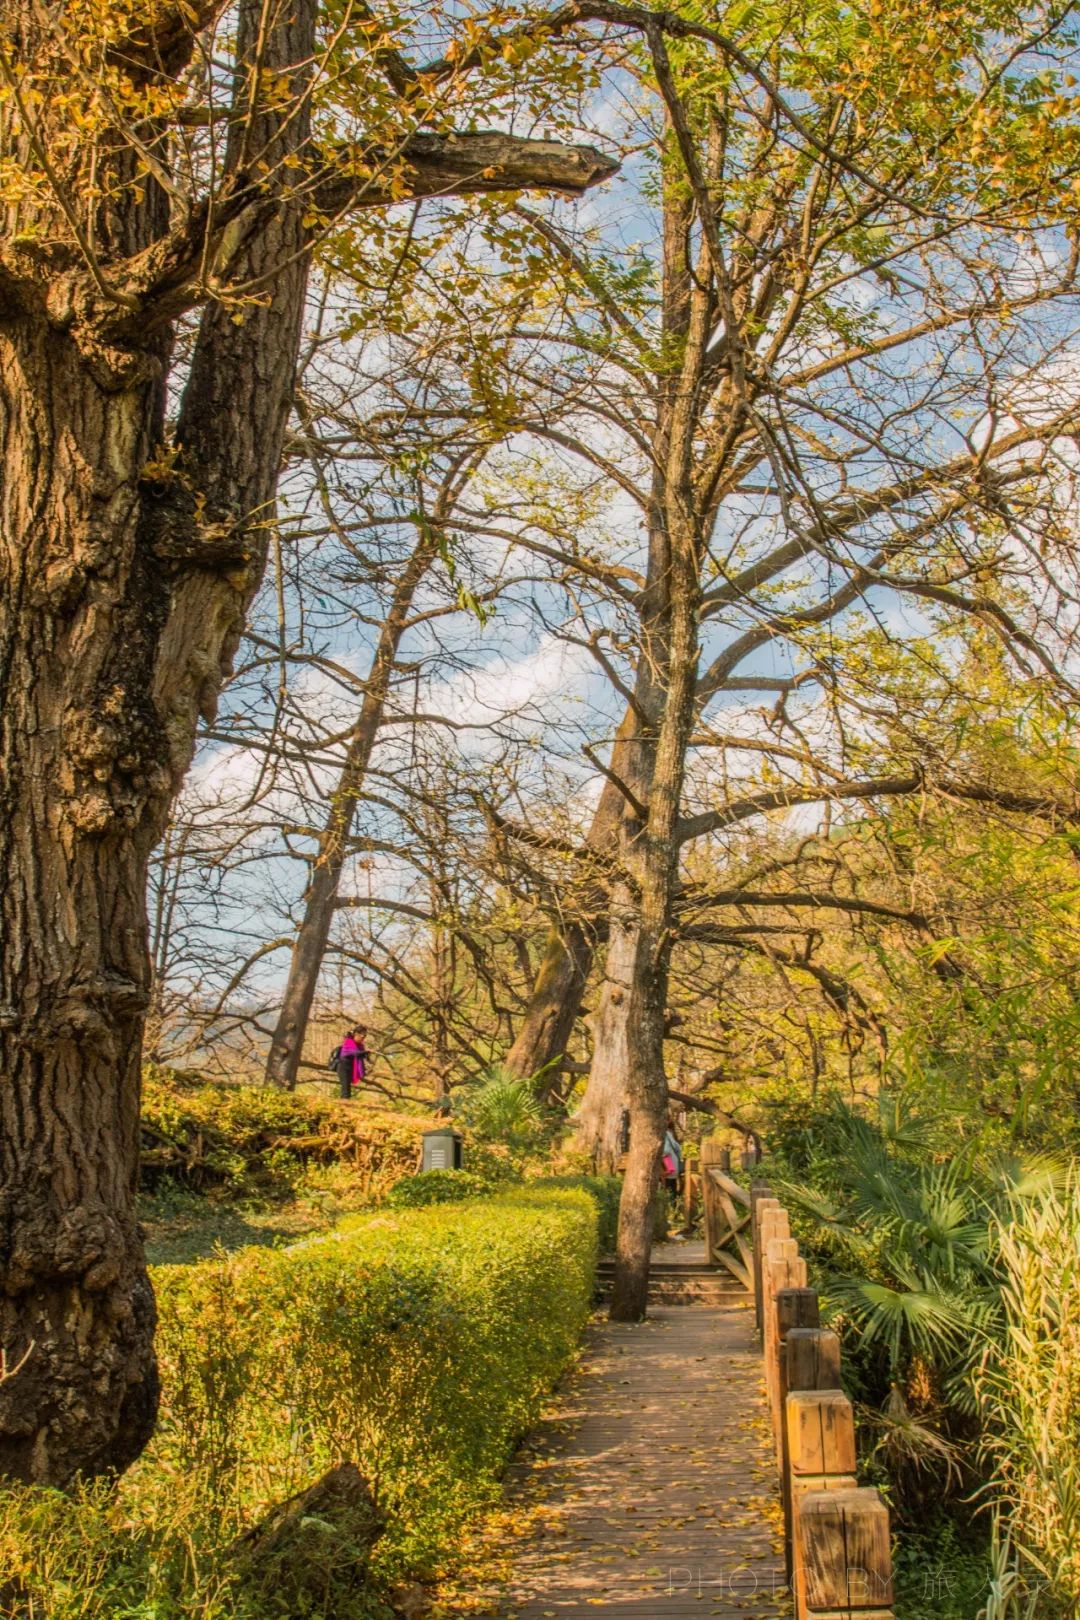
[691, 1145, 894, 1620]
[699, 1138, 755, 1288]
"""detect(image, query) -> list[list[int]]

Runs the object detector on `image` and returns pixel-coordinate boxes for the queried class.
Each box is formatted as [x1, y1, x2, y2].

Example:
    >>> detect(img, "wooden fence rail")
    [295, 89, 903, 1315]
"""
[740, 1165, 895, 1620]
[700, 1138, 754, 1288]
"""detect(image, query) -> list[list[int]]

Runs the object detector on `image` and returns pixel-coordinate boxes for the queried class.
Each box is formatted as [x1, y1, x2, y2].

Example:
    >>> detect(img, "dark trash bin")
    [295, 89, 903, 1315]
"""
[421, 1128, 463, 1172]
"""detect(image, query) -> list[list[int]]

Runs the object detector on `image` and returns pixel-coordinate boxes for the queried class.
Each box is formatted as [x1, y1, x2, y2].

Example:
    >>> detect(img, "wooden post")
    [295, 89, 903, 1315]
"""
[786, 1389, 857, 1485]
[787, 1328, 842, 1395]
[798, 1488, 893, 1619]
[785, 1390, 859, 1619]
[775, 1291, 821, 1579]
[682, 1151, 698, 1232]
[699, 1137, 725, 1261]
[763, 1238, 805, 1439]
[757, 1210, 791, 1387]
[784, 1326, 844, 1593]
[756, 1204, 788, 1339]
[750, 1183, 774, 1333]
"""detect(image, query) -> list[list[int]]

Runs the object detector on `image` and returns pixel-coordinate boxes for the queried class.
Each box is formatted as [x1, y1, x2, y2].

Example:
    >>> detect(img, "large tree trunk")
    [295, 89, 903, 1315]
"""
[579, 896, 647, 1172]
[595, 891, 675, 1320]
[571, 177, 698, 1194]
[600, 171, 702, 1318]
[601, 554, 700, 1316]
[265, 534, 438, 1089]
[508, 182, 699, 1117]
[0, 0, 314, 1484]
[503, 920, 592, 1084]
[0, 325, 169, 1484]
[601, 697, 694, 1320]
[609, 1101, 666, 1320]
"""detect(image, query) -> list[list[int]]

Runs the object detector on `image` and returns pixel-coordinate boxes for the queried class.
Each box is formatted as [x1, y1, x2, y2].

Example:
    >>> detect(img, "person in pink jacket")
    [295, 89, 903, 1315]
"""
[334, 1026, 368, 1099]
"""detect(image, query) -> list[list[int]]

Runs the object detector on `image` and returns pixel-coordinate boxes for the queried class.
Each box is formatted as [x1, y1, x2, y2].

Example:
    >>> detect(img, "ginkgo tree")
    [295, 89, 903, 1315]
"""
[0, 0, 620, 1486]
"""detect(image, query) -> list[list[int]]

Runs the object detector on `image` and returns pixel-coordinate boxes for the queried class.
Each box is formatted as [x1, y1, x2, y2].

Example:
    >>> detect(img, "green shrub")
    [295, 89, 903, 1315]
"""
[531, 1173, 622, 1253]
[384, 1168, 497, 1206]
[160, 1186, 598, 1579]
[891, 1515, 991, 1620]
[453, 1068, 554, 1149]
[0, 1188, 597, 1618]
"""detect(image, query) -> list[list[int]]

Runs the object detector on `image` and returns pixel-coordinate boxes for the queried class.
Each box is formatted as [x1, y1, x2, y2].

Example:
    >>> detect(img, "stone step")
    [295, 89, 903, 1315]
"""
[594, 1256, 748, 1306]
[594, 1278, 747, 1306]
[597, 1256, 715, 1269]
[596, 1264, 735, 1281]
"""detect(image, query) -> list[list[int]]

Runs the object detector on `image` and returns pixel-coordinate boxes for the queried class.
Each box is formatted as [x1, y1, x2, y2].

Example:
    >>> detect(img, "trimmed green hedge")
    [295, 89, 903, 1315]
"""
[386, 1169, 622, 1253]
[0, 1188, 598, 1618]
[532, 1174, 622, 1253]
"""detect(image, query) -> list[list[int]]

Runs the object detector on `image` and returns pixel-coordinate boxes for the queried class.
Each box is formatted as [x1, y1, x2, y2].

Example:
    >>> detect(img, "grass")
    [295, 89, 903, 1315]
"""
[140, 1163, 374, 1265]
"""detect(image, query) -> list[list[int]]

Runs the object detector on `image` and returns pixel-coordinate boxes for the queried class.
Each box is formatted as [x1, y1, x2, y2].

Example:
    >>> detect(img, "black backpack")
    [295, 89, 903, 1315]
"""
[328, 1044, 343, 1070]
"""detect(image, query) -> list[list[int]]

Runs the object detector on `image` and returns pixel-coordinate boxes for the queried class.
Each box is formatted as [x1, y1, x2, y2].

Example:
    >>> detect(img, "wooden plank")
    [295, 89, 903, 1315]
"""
[711, 1180, 751, 1237]
[708, 1167, 753, 1208]
[487, 1299, 788, 1619]
[709, 1176, 754, 1285]
[712, 1248, 753, 1289]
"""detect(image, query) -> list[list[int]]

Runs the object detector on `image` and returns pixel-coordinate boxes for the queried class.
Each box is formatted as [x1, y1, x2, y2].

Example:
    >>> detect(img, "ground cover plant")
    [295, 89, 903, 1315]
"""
[0, 1187, 598, 1618]
[141, 1066, 433, 1199]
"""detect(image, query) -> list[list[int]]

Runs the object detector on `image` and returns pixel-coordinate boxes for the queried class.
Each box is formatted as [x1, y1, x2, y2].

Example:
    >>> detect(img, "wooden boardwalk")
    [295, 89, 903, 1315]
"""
[490, 1246, 791, 1620]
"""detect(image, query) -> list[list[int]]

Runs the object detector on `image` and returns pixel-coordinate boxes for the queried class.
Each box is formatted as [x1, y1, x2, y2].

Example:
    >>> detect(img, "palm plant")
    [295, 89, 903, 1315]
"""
[456, 1067, 548, 1149]
[772, 1094, 1061, 1506]
[781, 1100, 998, 1384]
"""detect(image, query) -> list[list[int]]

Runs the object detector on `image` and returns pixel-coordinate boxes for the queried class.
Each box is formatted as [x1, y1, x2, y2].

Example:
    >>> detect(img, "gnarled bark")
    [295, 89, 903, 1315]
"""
[0, 0, 315, 1486]
[609, 1104, 665, 1320]
[502, 919, 593, 1085]
[0, 322, 167, 1484]
[0, 0, 615, 1480]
